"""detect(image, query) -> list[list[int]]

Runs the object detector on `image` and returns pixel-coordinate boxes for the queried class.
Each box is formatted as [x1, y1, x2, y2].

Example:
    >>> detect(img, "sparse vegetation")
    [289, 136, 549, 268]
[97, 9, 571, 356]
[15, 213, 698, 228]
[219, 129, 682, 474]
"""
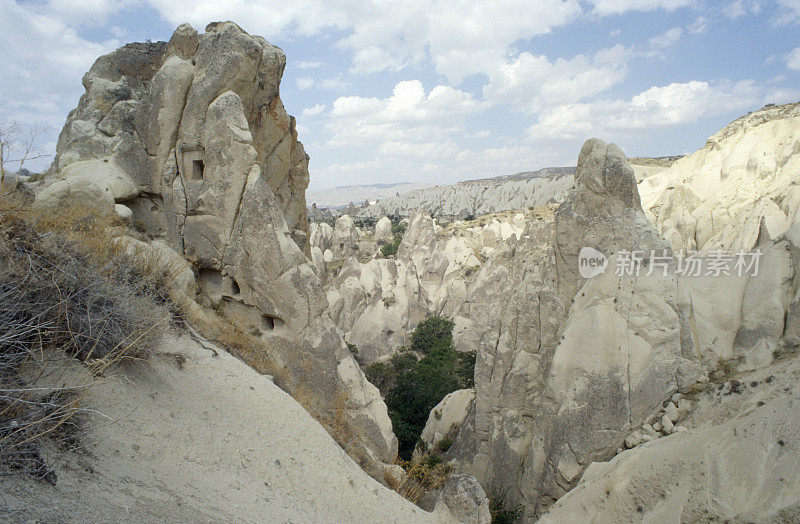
[489, 487, 525, 524]
[0, 200, 174, 480]
[388, 459, 451, 505]
[380, 219, 408, 257]
[347, 342, 359, 358]
[0, 122, 46, 190]
[713, 356, 742, 381]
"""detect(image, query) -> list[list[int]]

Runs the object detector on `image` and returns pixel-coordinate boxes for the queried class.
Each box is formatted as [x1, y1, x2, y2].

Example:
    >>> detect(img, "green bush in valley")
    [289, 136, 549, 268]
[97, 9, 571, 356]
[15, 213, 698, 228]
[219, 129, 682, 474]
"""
[380, 237, 402, 257]
[380, 219, 408, 258]
[382, 316, 476, 459]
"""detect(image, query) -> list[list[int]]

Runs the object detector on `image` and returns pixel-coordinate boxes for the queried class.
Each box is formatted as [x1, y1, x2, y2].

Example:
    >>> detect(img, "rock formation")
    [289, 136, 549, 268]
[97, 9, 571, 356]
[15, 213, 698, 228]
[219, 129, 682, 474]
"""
[324, 127, 800, 519]
[446, 133, 800, 518]
[1, 333, 438, 522]
[36, 22, 396, 472]
[540, 352, 800, 522]
[432, 474, 492, 524]
[324, 211, 528, 363]
[639, 101, 800, 252]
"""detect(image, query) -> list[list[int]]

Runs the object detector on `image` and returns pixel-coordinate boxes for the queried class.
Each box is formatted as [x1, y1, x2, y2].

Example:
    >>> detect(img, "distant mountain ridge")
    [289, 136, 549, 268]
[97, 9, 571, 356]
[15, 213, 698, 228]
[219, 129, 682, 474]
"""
[307, 181, 430, 209]
[358, 166, 576, 219]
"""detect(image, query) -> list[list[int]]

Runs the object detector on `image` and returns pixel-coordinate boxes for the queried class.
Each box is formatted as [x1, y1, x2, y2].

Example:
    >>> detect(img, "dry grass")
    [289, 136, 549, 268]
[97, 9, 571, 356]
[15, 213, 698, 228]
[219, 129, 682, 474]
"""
[390, 459, 451, 505]
[0, 195, 174, 480]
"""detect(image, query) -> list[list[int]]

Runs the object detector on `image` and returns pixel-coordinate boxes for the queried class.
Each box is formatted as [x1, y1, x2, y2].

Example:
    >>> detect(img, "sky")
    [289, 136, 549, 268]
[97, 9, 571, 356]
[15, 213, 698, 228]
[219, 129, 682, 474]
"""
[1, 0, 799, 190]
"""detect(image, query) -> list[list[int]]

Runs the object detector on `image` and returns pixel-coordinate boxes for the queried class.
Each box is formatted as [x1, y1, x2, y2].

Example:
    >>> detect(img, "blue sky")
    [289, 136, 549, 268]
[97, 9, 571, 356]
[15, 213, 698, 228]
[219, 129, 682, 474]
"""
[2, 0, 799, 189]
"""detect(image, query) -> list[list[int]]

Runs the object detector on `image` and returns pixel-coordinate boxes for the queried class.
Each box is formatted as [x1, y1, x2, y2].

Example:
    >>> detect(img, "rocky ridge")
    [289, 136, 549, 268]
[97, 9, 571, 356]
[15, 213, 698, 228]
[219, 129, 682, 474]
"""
[358, 167, 575, 220]
[639, 101, 800, 252]
[33, 22, 397, 475]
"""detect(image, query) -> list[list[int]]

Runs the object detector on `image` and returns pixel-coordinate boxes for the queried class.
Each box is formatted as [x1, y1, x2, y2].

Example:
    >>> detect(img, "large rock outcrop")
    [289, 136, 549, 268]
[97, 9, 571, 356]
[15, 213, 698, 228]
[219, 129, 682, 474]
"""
[39, 22, 396, 471]
[540, 350, 800, 522]
[441, 139, 693, 517]
[444, 137, 800, 519]
[639, 101, 800, 252]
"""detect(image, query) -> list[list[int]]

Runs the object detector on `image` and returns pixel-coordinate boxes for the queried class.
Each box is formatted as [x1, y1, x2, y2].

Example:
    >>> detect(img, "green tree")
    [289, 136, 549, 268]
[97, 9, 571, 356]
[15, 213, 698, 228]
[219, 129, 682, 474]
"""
[382, 316, 476, 459]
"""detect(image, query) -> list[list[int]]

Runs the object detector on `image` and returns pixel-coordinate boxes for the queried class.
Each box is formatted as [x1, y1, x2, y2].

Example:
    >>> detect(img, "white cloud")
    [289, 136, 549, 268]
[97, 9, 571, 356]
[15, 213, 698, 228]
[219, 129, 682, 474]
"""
[724, 0, 747, 17]
[483, 45, 631, 113]
[645, 27, 683, 58]
[47, 0, 131, 26]
[649, 27, 682, 49]
[0, 0, 121, 170]
[785, 46, 800, 71]
[295, 76, 351, 90]
[688, 16, 708, 34]
[326, 80, 481, 147]
[588, 0, 692, 16]
[301, 104, 326, 116]
[527, 80, 765, 140]
[776, 0, 800, 23]
[297, 60, 324, 69]
[144, 0, 583, 83]
[317, 77, 351, 90]
[296, 76, 316, 89]
[723, 0, 762, 18]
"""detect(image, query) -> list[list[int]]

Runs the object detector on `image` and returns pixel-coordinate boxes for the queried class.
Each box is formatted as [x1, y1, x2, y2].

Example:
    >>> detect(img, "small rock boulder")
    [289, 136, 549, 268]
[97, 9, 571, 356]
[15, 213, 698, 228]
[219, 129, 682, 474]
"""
[433, 474, 492, 524]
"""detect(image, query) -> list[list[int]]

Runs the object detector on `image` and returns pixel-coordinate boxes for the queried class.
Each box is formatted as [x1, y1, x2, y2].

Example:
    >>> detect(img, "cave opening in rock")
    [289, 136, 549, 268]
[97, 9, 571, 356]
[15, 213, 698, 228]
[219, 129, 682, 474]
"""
[192, 159, 204, 180]
[262, 314, 284, 331]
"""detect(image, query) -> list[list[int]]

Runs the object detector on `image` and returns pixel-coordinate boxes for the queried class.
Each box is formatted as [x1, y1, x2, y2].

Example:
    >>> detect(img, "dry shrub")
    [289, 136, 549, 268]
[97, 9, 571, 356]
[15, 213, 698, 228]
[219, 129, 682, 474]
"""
[0, 207, 170, 360]
[393, 459, 451, 505]
[0, 198, 172, 479]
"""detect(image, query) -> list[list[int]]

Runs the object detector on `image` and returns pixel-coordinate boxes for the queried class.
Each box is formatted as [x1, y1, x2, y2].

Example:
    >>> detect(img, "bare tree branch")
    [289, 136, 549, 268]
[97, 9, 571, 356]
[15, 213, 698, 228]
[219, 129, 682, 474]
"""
[0, 122, 47, 189]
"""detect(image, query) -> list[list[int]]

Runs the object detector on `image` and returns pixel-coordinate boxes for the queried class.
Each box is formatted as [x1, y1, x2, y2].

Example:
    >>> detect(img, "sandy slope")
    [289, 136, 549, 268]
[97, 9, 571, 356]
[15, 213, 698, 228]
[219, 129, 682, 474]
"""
[0, 333, 437, 523]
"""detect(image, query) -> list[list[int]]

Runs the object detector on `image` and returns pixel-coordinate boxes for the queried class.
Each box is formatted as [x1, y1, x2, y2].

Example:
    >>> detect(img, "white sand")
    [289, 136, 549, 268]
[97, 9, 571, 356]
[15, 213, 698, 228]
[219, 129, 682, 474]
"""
[1, 333, 439, 523]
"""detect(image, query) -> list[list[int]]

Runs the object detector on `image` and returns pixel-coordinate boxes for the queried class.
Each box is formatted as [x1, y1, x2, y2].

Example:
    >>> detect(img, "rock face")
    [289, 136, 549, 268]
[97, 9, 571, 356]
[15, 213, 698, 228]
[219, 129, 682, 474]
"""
[433, 474, 492, 524]
[40, 22, 396, 471]
[3, 333, 436, 522]
[441, 138, 692, 517]
[540, 353, 800, 523]
[639, 102, 800, 252]
[418, 389, 475, 455]
[359, 167, 574, 220]
[443, 137, 800, 519]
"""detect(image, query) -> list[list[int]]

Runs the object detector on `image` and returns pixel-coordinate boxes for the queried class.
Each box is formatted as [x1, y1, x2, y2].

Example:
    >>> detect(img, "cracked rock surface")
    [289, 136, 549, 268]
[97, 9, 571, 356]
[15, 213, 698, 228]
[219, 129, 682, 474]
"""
[38, 21, 397, 472]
